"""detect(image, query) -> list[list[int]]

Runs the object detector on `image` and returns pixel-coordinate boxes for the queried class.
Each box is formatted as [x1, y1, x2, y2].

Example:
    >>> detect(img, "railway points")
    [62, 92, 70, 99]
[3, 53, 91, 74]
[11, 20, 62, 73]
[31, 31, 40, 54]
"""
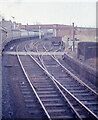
[2, 24, 97, 119]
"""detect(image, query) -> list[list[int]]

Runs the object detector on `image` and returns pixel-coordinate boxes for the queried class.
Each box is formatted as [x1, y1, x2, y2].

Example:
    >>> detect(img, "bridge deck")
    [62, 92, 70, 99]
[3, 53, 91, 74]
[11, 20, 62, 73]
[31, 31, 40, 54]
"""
[3, 51, 65, 55]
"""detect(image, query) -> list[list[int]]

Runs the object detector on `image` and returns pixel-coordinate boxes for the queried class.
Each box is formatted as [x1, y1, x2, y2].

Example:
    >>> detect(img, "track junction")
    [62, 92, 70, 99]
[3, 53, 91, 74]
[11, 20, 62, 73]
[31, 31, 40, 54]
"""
[2, 38, 98, 119]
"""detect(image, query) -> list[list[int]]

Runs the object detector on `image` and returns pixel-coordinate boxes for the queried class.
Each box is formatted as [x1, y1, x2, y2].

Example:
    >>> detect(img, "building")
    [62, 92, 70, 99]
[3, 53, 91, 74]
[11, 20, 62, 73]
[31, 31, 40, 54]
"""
[0, 26, 7, 51]
[0, 26, 7, 41]
[0, 19, 14, 30]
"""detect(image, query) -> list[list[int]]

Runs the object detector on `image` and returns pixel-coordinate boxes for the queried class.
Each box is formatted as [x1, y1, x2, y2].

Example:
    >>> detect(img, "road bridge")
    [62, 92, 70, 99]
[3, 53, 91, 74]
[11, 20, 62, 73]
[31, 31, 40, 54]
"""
[18, 24, 73, 37]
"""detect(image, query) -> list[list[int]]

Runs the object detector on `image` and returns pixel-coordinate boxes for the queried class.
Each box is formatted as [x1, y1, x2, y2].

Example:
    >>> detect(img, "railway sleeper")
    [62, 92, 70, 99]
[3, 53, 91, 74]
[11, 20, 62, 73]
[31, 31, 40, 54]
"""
[86, 105, 98, 110]
[26, 104, 41, 108]
[50, 114, 74, 119]
[75, 110, 90, 118]
[34, 84, 54, 88]
[67, 89, 89, 92]
[43, 103, 64, 107]
[24, 99, 34, 102]
[66, 87, 86, 90]
[36, 87, 55, 91]
[37, 90, 57, 94]
[21, 91, 31, 94]
[41, 98, 61, 102]
[49, 110, 72, 116]
[23, 95, 33, 98]
[38, 94, 59, 98]
[47, 108, 67, 113]
[51, 115, 74, 119]
[82, 101, 98, 105]
[28, 110, 46, 118]
[33, 82, 52, 85]
[21, 88, 31, 92]
[93, 110, 98, 115]
[76, 96, 96, 101]
[71, 93, 91, 96]
[42, 100, 65, 104]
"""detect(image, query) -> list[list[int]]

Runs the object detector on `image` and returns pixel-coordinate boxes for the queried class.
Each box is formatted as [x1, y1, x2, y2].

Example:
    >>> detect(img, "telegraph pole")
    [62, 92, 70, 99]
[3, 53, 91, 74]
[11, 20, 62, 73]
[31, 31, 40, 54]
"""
[53, 24, 57, 37]
[39, 26, 41, 39]
[72, 22, 75, 51]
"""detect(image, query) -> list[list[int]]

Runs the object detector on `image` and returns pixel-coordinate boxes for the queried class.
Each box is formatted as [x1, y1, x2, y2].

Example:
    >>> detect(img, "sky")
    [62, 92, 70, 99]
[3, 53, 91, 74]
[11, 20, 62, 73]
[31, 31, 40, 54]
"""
[0, 0, 97, 27]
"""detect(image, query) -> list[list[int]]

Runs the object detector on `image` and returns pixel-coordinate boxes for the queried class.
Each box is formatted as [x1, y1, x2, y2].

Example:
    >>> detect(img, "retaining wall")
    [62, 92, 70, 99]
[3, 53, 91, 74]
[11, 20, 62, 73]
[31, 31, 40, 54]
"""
[2, 35, 39, 51]
[63, 53, 97, 86]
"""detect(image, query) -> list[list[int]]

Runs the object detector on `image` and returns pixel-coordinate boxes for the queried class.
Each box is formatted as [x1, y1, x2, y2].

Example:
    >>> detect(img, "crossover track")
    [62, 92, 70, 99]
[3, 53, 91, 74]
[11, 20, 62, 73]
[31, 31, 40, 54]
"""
[16, 44, 77, 119]
[34, 42, 98, 119]
[16, 40, 98, 119]
[42, 45, 98, 119]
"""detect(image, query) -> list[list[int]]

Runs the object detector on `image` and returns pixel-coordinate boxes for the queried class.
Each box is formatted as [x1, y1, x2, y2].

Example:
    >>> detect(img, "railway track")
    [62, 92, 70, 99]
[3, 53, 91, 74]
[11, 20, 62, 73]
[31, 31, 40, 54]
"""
[16, 43, 77, 119]
[33, 41, 98, 119]
[4, 38, 95, 119]
[3, 37, 98, 119]
[29, 41, 98, 119]
[16, 40, 97, 119]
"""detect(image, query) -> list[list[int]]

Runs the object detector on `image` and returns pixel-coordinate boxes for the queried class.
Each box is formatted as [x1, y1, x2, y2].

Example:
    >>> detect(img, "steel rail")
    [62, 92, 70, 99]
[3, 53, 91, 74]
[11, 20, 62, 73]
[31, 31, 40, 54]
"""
[52, 76, 98, 119]
[16, 45, 51, 120]
[44, 46, 98, 96]
[25, 45, 81, 120]
[23, 41, 98, 119]
[33, 42, 98, 119]
[32, 44, 98, 119]
[35, 45, 82, 120]
[43, 46, 98, 119]
[54, 55, 98, 96]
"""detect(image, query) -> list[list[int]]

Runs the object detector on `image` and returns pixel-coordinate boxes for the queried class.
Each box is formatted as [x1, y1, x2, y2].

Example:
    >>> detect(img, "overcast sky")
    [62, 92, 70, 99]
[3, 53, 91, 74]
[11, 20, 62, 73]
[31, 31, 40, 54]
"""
[0, 0, 97, 27]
